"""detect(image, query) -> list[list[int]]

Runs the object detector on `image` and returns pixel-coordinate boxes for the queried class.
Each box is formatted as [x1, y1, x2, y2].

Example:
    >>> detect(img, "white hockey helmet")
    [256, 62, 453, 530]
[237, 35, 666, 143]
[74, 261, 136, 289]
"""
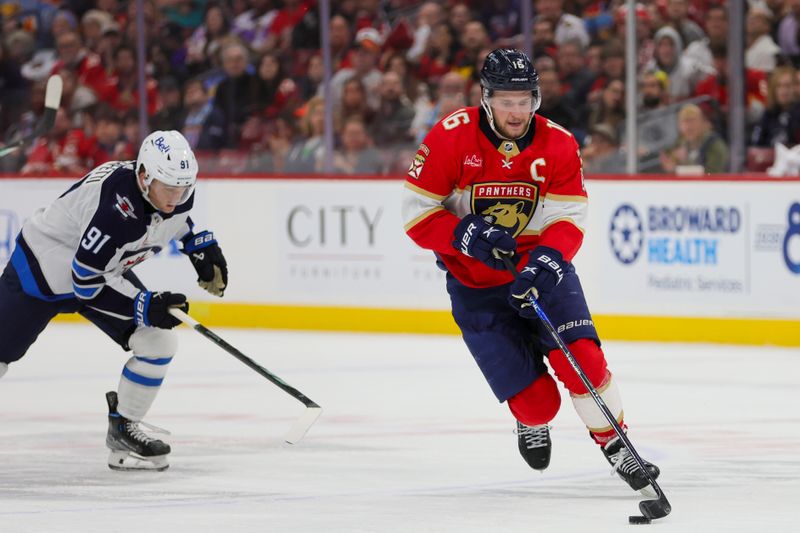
[136, 130, 198, 205]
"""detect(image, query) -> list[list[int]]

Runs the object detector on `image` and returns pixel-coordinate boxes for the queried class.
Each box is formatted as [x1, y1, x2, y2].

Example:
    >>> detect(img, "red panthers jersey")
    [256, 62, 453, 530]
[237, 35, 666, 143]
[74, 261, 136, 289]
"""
[402, 106, 587, 288]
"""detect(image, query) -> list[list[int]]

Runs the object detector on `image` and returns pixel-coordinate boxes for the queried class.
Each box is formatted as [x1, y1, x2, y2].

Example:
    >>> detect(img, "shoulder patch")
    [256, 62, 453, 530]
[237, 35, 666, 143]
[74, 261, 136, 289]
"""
[114, 193, 138, 220]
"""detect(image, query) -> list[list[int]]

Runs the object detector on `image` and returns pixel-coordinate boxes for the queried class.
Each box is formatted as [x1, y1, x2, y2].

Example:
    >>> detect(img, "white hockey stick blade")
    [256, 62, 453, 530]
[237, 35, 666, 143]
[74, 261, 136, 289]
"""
[284, 406, 323, 445]
[45, 74, 64, 110]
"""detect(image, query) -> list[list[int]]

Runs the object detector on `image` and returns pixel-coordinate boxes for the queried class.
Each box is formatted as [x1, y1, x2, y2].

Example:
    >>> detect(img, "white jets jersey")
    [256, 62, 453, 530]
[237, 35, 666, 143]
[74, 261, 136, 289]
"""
[11, 160, 194, 320]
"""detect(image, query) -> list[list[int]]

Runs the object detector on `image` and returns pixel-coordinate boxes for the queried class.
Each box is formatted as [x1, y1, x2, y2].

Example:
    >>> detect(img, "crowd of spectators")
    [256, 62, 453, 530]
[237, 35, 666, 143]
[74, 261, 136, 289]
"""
[1, 0, 799, 176]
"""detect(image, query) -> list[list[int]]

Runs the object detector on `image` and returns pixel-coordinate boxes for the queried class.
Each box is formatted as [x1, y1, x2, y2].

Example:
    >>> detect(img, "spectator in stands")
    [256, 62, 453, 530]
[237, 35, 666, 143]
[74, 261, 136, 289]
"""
[695, 42, 768, 134]
[532, 18, 557, 59]
[329, 115, 384, 174]
[21, 108, 88, 176]
[582, 123, 625, 174]
[296, 53, 323, 100]
[335, 77, 375, 131]
[328, 15, 354, 72]
[746, 3, 781, 73]
[557, 38, 595, 120]
[683, 4, 727, 74]
[751, 66, 800, 147]
[411, 71, 466, 143]
[371, 70, 415, 147]
[778, 0, 800, 66]
[587, 39, 625, 104]
[614, 3, 655, 71]
[213, 41, 261, 148]
[664, 0, 706, 47]
[640, 69, 670, 111]
[103, 44, 159, 116]
[85, 106, 134, 167]
[96, 21, 123, 76]
[285, 96, 325, 173]
[58, 67, 98, 128]
[80, 9, 113, 53]
[453, 20, 490, 79]
[186, 2, 232, 75]
[52, 30, 108, 98]
[122, 111, 140, 146]
[0, 39, 30, 136]
[416, 22, 458, 86]
[659, 103, 729, 174]
[587, 78, 625, 138]
[448, 3, 473, 37]
[537, 68, 577, 132]
[327, 27, 384, 111]
[181, 77, 226, 150]
[151, 76, 184, 131]
[535, 0, 590, 48]
[256, 52, 298, 118]
[270, 0, 313, 52]
[406, 1, 445, 63]
[648, 26, 706, 102]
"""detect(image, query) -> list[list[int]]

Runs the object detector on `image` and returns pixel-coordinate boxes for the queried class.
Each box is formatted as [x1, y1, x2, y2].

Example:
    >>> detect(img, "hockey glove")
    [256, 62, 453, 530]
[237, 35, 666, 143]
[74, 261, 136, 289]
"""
[182, 230, 228, 297]
[133, 291, 189, 329]
[509, 246, 566, 317]
[452, 214, 517, 270]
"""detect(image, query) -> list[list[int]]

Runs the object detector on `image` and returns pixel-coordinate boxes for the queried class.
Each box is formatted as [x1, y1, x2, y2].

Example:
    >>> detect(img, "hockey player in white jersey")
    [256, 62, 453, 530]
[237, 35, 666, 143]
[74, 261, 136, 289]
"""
[0, 131, 228, 471]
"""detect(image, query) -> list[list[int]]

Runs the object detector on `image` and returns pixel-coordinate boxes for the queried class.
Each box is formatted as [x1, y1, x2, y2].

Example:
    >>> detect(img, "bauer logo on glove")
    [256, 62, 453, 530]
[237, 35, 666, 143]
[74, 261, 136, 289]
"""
[181, 230, 228, 297]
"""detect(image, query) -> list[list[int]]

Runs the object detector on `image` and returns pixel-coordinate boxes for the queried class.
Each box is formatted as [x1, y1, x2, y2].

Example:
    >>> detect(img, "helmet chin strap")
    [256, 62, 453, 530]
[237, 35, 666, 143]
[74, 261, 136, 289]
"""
[137, 171, 159, 209]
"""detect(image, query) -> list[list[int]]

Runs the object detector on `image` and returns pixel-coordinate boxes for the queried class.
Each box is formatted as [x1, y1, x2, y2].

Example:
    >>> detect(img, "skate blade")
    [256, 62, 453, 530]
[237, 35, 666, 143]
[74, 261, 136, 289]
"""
[107, 450, 169, 472]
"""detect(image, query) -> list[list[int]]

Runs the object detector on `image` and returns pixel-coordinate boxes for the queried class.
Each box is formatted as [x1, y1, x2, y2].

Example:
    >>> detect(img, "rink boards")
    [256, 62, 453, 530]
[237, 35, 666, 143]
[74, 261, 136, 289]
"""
[1, 174, 799, 345]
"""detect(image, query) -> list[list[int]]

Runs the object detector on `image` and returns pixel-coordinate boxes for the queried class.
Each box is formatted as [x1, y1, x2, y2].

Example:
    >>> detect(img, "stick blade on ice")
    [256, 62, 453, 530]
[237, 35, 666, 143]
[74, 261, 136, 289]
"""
[284, 406, 323, 445]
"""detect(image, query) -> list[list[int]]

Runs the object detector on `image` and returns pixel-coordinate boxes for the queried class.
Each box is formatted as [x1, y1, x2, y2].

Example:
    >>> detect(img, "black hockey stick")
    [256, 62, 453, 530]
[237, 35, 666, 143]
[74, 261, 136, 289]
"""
[499, 253, 671, 523]
[169, 308, 322, 444]
[0, 75, 63, 159]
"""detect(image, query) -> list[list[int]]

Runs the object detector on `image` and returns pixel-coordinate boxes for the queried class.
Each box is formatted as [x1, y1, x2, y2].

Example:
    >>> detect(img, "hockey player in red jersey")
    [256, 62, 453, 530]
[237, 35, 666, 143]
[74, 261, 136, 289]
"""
[402, 49, 660, 493]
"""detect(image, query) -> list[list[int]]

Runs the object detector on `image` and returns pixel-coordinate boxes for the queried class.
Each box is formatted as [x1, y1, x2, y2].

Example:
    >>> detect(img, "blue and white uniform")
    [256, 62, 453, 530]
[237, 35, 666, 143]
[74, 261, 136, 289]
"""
[1, 160, 195, 420]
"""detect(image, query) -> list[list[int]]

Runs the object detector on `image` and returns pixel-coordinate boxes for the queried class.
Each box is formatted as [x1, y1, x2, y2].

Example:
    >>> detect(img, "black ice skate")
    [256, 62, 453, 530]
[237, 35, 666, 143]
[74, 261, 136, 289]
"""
[601, 436, 660, 494]
[515, 421, 552, 471]
[105, 391, 171, 471]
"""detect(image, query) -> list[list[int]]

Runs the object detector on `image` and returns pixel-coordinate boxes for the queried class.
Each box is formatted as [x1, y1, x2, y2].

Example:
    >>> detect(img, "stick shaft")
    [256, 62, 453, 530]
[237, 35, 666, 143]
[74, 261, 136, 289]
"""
[169, 308, 319, 409]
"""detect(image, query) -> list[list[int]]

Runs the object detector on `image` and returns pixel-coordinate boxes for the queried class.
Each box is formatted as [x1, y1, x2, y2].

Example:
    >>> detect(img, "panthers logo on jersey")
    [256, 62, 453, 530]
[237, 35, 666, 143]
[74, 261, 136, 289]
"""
[471, 181, 538, 237]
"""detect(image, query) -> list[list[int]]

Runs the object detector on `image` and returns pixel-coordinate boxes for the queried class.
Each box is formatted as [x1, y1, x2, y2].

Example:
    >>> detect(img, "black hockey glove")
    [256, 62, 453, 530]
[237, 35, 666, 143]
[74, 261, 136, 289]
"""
[133, 291, 189, 329]
[452, 214, 517, 270]
[509, 246, 567, 317]
[181, 230, 228, 297]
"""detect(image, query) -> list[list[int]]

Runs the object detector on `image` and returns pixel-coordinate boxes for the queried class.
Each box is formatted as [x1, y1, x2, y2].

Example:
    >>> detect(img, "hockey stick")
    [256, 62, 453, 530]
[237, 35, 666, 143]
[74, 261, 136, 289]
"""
[0, 74, 63, 159]
[169, 308, 322, 445]
[498, 253, 671, 522]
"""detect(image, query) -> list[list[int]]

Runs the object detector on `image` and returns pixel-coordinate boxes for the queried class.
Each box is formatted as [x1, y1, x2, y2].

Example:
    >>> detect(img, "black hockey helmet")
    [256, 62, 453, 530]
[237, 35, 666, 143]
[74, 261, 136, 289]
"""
[480, 49, 540, 94]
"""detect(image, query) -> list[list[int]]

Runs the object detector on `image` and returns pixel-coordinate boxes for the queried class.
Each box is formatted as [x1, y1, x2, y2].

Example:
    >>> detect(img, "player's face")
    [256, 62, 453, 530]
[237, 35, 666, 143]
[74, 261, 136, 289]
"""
[490, 90, 535, 139]
[148, 179, 191, 213]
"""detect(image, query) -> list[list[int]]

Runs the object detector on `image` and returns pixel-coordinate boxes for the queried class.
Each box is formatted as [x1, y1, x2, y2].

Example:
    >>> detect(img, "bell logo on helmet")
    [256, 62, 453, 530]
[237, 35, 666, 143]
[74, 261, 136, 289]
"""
[154, 136, 171, 154]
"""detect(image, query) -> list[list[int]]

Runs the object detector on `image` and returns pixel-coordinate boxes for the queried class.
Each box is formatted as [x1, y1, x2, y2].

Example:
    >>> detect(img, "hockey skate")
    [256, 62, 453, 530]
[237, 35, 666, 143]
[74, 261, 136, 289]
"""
[515, 421, 551, 471]
[602, 435, 660, 494]
[105, 391, 171, 471]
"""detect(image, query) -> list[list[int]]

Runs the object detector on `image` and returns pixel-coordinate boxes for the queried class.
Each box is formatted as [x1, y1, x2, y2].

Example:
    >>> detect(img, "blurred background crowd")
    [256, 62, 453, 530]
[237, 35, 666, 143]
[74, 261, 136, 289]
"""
[0, 0, 797, 175]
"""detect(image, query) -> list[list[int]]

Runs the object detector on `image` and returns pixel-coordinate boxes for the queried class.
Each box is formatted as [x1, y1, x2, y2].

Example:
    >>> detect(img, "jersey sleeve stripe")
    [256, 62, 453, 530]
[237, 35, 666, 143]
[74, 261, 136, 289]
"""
[71, 258, 102, 279]
[73, 282, 103, 299]
[404, 206, 445, 231]
[541, 217, 586, 234]
[404, 181, 448, 201]
[545, 193, 588, 203]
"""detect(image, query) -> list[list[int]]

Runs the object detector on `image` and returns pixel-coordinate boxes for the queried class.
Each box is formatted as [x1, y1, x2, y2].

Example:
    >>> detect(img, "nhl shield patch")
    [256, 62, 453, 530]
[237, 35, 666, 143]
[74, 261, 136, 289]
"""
[471, 181, 538, 236]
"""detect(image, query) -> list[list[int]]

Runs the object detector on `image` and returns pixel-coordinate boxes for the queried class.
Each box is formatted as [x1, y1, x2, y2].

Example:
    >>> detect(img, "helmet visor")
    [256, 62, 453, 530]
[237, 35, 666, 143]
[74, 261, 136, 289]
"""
[488, 94, 537, 113]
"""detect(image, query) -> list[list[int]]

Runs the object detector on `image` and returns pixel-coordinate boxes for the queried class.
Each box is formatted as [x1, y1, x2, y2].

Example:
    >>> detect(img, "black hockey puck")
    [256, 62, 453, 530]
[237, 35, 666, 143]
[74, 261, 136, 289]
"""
[629, 516, 652, 525]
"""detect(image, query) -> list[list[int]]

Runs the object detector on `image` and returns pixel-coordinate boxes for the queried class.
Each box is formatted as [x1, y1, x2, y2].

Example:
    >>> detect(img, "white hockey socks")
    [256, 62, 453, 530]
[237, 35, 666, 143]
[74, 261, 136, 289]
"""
[570, 372, 625, 445]
[117, 355, 173, 421]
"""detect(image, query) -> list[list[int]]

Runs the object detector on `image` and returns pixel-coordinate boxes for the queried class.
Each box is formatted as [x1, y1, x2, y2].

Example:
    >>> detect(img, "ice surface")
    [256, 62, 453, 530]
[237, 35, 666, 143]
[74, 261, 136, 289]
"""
[1, 323, 797, 532]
